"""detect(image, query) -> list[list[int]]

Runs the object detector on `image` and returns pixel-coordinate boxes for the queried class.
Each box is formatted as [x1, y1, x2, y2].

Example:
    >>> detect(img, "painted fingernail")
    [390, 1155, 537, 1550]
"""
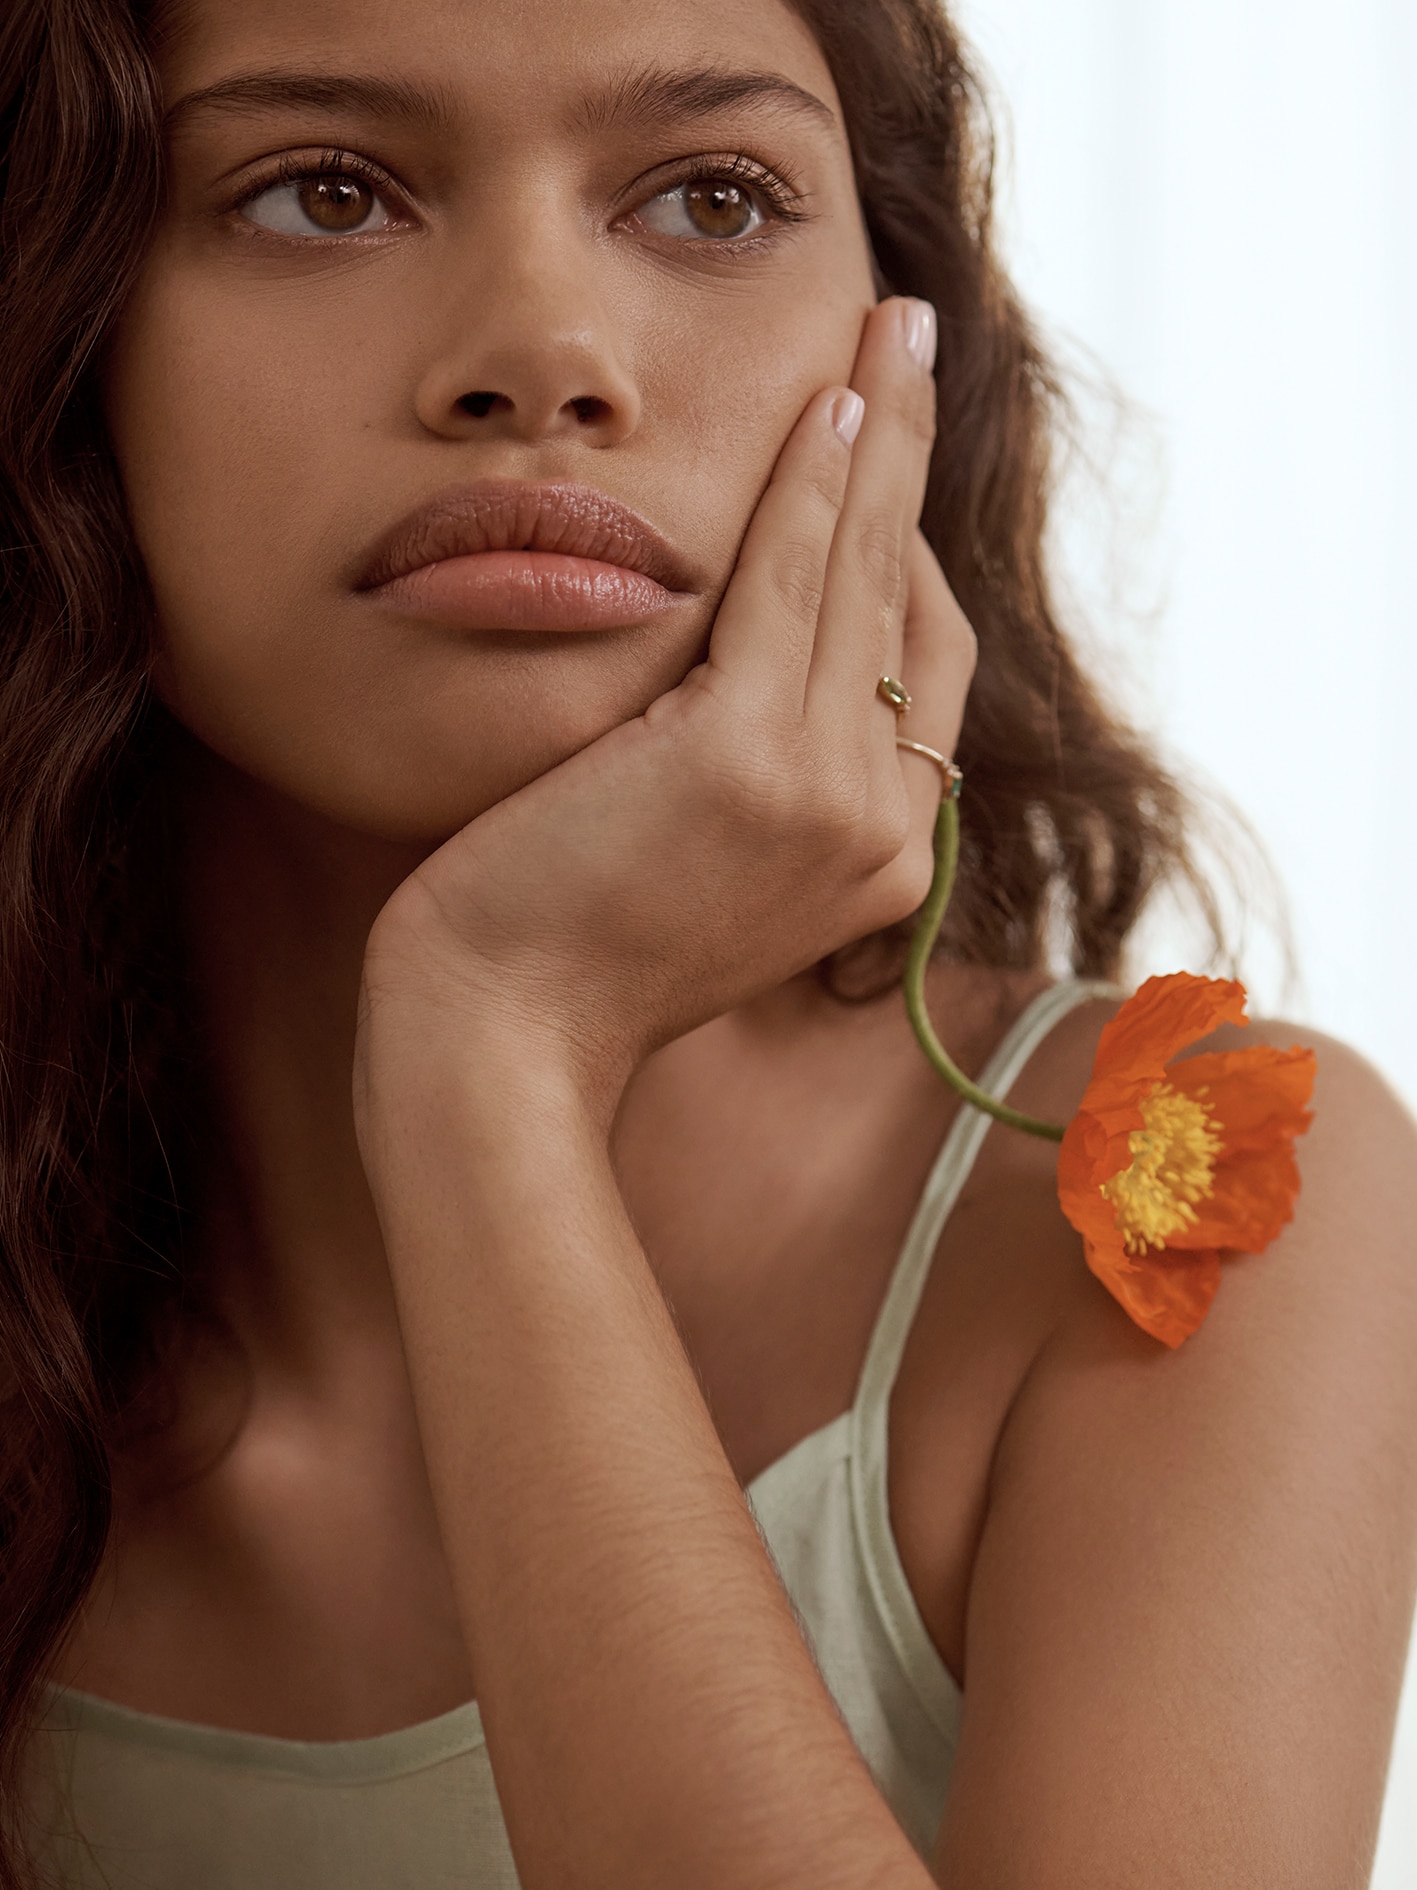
[902, 299, 938, 372]
[833, 389, 865, 445]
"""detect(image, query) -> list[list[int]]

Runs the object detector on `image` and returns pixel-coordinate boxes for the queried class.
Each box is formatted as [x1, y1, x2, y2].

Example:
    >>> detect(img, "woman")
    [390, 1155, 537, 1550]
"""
[2, 0, 1415, 1884]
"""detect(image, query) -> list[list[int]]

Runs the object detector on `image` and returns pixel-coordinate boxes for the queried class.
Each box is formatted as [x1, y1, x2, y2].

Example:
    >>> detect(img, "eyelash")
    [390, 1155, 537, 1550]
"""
[231, 148, 402, 227]
[228, 146, 809, 244]
[650, 152, 810, 233]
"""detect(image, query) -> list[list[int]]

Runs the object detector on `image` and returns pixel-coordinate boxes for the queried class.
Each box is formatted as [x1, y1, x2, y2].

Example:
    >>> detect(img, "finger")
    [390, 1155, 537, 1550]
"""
[891, 532, 976, 836]
[704, 384, 863, 714]
[804, 297, 938, 722]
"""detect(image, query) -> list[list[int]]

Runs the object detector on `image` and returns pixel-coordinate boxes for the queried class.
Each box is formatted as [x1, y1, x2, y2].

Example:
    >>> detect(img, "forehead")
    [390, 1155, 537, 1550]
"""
[154, 0, 841, 132]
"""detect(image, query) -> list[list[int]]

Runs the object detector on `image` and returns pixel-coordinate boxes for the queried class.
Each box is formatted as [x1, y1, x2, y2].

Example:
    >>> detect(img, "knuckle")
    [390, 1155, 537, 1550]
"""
[857, 830, 904, 881]
[803, 758, 872, 850]
[801, 454, 849, 516]
[875, 836, 934, 920]
[717, 756, 795, 837]
[716, 741, 919, 884]
[828, 774, 910, 874]
[855, 512, 906, 602]
[768, 539, 826, 624]
[802, 760, 850, 825]
[717, 723, 823, 830]
[897, 830, 938, 904]
[867, 788, 913, 870]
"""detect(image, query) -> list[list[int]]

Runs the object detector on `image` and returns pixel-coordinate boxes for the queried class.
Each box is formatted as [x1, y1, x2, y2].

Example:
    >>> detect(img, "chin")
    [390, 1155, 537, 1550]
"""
[160, 621, 698, 847]
[255, 719, 613, 849]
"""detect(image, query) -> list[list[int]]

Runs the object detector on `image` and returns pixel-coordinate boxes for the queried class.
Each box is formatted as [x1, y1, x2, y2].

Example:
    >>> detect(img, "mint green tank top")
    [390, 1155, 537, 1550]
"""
[27, 982, 1103, 1889]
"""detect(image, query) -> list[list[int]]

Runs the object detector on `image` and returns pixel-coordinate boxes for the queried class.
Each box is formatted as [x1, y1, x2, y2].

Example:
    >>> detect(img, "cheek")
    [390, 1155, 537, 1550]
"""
[105, 253, 361, 642]
[100, 233, 874, 844]
[635, 273, 872, 571]
[103, 262, 590, 839]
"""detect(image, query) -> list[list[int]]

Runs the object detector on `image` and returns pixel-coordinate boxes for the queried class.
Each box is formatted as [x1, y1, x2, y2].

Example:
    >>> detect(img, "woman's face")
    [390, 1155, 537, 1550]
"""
[107, 0, 878, 841]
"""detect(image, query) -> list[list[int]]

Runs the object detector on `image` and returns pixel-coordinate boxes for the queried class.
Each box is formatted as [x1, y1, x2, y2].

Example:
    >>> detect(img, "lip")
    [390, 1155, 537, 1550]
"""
[355, 480, 698, 632]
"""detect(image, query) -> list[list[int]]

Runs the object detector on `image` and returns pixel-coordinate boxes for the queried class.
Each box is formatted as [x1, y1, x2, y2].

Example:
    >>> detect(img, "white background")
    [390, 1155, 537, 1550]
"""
[951, 0, 1416, 1878]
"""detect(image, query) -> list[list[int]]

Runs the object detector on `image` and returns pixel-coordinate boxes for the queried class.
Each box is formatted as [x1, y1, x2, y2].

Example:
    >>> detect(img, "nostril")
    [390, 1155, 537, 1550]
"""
[459, 391, 511, 418]
[570, 396, 610, 425]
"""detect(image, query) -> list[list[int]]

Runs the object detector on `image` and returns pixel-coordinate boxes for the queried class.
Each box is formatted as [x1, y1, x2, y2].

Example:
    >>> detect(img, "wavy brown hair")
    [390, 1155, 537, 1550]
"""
[0, 0, 1219, 1879]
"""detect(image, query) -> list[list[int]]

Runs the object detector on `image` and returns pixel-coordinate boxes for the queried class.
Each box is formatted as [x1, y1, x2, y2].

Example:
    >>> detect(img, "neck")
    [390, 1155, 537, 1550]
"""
[179, 747, 425, 1380]
[174, 747, 853, 1383]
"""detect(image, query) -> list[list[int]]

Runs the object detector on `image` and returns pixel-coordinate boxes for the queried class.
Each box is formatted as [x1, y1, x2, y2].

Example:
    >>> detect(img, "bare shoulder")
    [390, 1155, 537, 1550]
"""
[930, 996, 1417, 1885]
[981, 990, 1417, 1342]
[890, 968, 1417, 1409]
[982, 987, 1417, 1486]
[1202, 1006, 1416, 1159]
[1208, 1006, 1417, 1255]
[1155, 1007, 1415, 1336]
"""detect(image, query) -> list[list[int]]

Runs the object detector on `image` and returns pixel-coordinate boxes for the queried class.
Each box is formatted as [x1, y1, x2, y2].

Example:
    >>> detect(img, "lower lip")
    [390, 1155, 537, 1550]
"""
[366, 551, 681, 630]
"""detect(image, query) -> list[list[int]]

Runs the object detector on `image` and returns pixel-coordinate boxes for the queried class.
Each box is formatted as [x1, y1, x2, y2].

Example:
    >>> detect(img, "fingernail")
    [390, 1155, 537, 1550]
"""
[902, 299, 937, 372]
[833, 389, 865, 445]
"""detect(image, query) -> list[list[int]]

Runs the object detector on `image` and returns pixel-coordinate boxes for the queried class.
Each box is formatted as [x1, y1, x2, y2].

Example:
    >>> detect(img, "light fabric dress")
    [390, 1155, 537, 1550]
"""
[28, 982, 1103, 1889]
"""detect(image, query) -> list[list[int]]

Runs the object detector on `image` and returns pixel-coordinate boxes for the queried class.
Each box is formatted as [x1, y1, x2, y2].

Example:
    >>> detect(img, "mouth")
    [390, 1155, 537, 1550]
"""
[355, 480, 698, 633]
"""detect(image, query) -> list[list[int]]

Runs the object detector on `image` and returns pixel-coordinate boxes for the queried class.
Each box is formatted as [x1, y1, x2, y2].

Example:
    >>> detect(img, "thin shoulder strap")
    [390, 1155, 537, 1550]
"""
[841, 979, 1116, 1740]
[853, 979, 1114, 1427]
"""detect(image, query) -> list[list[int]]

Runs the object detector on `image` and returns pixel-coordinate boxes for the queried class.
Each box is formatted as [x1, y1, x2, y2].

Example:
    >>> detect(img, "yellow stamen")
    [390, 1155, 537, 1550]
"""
[1100, 1081, 1222, 1254]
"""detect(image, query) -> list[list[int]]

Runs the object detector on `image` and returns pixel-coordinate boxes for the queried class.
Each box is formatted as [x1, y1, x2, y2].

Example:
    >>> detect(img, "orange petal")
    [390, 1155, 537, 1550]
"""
[1055, 981, 1312, 1349]
[1086, 973, 1249, 1099]
[1165, 1047, 1316, 1252]
[1057, 1109, 1128, 1244]
[1168, 1046, 1316, 1145]
[1069, 975, 1253, 1165]
[1083, 1239, 1223, 1349]
[1062, 1106, 1223, 1347]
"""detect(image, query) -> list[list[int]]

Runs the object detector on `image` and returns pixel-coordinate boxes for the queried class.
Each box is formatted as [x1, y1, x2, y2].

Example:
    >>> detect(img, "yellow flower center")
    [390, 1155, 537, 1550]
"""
[1100, 1081, 1222, 1254]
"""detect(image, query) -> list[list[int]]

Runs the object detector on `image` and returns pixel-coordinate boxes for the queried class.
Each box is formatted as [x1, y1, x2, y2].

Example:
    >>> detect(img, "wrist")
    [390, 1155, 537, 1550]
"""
[354, 986, 626, 1200]
[357, 1045, 640, 1324]
[362, 893, 643, 1110]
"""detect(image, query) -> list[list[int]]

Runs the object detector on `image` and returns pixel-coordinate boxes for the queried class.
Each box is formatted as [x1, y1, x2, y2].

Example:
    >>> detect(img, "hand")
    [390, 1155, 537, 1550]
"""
[356, 297, 976, 1122]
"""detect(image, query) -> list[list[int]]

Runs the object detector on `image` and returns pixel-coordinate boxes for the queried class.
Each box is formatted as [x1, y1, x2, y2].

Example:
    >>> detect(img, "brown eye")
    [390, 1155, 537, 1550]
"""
[683, 180, 756, 239]
[297, 176, 376, 231]
[241, 171, 392, 238]
[637, 175, 768, 242]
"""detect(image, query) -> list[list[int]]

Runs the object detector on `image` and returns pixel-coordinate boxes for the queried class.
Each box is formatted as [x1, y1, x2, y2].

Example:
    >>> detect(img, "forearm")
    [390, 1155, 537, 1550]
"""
[365, 1042, 931, 1890]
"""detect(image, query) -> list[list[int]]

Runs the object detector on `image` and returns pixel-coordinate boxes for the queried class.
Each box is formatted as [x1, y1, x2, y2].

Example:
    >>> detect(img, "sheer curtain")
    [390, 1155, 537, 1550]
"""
[952, 0, 1417, 1876]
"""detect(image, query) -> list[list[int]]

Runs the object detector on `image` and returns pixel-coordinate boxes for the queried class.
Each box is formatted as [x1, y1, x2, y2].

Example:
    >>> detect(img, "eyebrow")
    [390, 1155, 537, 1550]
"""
[574, 64, 838, 135]
[164, 72, 465, 140]
[164, 63, 837, 143]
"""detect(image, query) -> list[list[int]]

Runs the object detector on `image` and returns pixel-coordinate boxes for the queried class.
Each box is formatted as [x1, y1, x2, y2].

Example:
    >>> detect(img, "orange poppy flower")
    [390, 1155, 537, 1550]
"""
[1057, 973, 1317, 1348]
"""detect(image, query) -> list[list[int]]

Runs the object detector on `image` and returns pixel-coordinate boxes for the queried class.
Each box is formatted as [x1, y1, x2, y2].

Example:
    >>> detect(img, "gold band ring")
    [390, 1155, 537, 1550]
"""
[896, 738, 964, 800]
[877, 675, 912, 716]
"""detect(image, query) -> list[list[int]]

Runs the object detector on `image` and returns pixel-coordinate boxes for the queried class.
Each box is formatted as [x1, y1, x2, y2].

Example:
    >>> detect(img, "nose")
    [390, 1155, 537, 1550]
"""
[412, 240, 642, 449]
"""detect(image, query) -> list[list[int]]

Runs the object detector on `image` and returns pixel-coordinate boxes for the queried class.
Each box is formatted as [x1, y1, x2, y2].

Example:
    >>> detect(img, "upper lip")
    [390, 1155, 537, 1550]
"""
[355, 480, 696, 594]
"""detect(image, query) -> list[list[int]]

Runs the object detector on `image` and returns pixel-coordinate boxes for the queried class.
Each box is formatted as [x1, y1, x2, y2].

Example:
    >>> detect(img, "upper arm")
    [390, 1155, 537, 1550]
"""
[932, 1027, 1417, 1889]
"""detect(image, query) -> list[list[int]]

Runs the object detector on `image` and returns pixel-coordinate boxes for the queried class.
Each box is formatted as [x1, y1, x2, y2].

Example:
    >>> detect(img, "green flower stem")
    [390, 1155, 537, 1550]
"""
[903, 792, 1067, 1143]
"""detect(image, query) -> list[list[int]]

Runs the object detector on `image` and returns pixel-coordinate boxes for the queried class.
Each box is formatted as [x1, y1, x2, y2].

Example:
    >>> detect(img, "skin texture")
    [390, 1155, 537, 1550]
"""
[110, 0, 879, 839]
[53, 0, 1417, 1885]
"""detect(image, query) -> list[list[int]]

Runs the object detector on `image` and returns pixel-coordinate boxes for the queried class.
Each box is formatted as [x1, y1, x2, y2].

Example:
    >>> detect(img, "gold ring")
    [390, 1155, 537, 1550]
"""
[896, 738, 963, 799]
[877, 675, 912, 716]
